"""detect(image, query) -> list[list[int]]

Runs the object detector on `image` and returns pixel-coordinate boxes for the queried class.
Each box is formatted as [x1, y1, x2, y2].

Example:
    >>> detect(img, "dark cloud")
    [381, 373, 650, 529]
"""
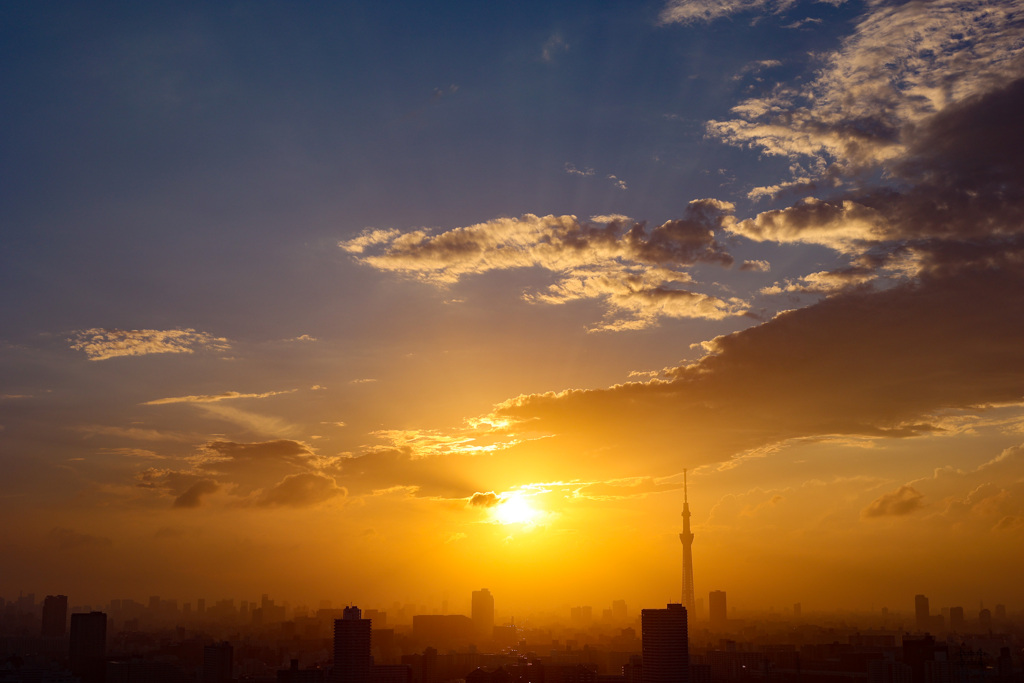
[468, 492, 500, 508]
[486, 266, 1024, 474]
[198, 439, 315, 470]
[255, 472, 345, 507]
[862, 485, 924, 518]
[173, 479, 220, 508]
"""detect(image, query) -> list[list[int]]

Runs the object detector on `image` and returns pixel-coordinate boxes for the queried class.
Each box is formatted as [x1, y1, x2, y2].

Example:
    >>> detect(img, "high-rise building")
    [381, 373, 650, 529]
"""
[949, 606, 965, 632]
[69, 611, 107, 683]
[612, 599, 628, 623]
[203, 641, 233, 683]
[679, 470, 696, 616]
[708, 591, 727, 630]
[914, 595, 929, 632]
[334, 606, 372, 683]
[641, 603, 688, 683]
[41, 594, 68, 637]
[472, 589, 494, 636]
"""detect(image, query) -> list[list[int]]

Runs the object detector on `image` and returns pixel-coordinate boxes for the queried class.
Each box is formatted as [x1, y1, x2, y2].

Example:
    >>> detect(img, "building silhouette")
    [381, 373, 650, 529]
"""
[41, 594, 68, 637]
[203, 641, 233, 682]
[949, 606, 965, 632]
[69, 611, 107, 683]
[641, 603, 688, 683]
[708, 592, 726, 630]
[472, 589, 494, 636]
[914, 595, 929, 632]
[334, 606, 372, 683]
[680, 470, 696, 617]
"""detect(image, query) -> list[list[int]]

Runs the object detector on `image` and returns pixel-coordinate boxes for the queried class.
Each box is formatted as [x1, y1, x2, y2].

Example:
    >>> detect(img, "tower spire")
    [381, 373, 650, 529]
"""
[680, 469, 695, 616]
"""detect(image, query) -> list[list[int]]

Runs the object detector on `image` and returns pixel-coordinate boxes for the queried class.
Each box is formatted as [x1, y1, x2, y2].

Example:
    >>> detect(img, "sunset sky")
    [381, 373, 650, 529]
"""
[3, 0, 1024, 618]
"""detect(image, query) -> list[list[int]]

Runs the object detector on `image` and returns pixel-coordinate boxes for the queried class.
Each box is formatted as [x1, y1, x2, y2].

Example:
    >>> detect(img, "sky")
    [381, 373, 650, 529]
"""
[2, 0, 1024, 618]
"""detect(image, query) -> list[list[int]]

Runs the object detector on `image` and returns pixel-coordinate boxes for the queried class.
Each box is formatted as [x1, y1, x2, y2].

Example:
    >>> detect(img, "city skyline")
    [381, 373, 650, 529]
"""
[3, 0, 1024, 612]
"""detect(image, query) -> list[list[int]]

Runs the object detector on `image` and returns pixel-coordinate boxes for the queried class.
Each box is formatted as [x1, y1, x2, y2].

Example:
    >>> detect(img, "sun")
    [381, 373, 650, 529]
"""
[493, 493, 540, 525]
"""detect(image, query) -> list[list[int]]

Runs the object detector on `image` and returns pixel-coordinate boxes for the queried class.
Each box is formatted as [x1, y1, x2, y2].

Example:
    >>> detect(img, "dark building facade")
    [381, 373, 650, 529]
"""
[69, 611, 107, 683]
[41, 594, 68, 638]
[334, 606, 373, 683]
[472, 589, 495, 636]
[641, 604, 688, 683]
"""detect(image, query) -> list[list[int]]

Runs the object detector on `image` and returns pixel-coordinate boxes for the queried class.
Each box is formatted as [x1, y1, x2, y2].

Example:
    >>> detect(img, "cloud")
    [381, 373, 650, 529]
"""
[68, 328, 229, 361]
[708, 0, 1024, 174]
[173, 479, 220, 508]
[142, 389, 296, 405]
[608, 175, 628, 191]
[342, 201, 744, 330]
[469, 491, 500, 507]
[340, 228, 401, 254]
[478, 265, 1024, 473]
[760, 268, 875, 295]
[739, 259, 770, 273]
[565, 163, 595, 176]
[196, 439, 318, 472]
[76, 424, 192, 442]
[190, 403, 298, 437]
[542, 33, 569, 62]
[255, 472, 346, 507]
[97, 447, 168, 459]
[862, 485, 925, 518]
[659, 0, 806, 25]
[732, 59, 783, 80]
[135, 439, 338, 508]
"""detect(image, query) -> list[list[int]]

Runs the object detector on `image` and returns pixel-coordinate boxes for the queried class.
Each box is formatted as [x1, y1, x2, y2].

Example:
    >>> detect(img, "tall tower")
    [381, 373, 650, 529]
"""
[680, 470, 695, 616]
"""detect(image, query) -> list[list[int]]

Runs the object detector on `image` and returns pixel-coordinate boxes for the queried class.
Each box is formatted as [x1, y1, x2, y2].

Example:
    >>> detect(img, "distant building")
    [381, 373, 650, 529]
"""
[708, 592, 727, 630]
[279, 659, 327, 682]
[41, 594, 68, 637]
[472, 589, 494, 636]
[978, 608, 992, 632]
[203, 641, 233, 683]
[914, 595, 929, 632]
[612, 600, 627, 623]
[334, 606, 372, 683]
[412, 614, 475, 649]
[571, 606, 594, 626]
[948, 606, 965, 632]
[69, 611, 107, 683]
[641, 604, 688, 683]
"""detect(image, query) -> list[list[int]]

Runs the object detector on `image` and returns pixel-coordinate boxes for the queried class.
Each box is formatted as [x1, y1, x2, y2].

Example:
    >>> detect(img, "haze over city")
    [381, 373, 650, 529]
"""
[3, 0, 1024, 620]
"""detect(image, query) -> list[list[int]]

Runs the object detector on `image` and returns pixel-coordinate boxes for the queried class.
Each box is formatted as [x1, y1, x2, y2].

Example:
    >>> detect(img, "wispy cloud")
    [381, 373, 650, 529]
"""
[69, 328, 229, 361]
[542, 33, 569, 62]
[659, 0, 810, 25]
[143, 389, 296, 406]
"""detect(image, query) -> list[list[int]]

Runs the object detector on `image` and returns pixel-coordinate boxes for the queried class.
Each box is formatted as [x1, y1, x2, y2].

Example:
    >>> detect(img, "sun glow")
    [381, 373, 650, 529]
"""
[493, 493, 540, 525]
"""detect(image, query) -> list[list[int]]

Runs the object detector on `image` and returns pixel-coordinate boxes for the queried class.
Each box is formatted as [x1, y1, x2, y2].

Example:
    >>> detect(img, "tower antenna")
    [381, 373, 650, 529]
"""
[680, 469, 696, 615]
